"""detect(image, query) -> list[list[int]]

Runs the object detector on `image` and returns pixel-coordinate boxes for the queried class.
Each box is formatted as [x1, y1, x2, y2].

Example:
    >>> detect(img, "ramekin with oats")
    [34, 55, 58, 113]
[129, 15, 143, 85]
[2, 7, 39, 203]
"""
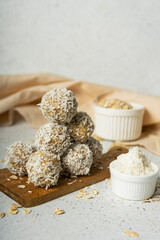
[94, 95, 145, 141]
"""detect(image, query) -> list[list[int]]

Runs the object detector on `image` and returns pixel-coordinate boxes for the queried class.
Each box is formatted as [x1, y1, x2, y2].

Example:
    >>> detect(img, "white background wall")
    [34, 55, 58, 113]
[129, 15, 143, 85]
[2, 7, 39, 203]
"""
[0, 0, 160, 96]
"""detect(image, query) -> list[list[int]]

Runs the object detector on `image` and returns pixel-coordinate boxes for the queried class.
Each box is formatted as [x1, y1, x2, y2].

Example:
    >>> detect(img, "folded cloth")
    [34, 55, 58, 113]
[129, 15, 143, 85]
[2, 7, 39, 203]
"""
[0, 73, 160, 155]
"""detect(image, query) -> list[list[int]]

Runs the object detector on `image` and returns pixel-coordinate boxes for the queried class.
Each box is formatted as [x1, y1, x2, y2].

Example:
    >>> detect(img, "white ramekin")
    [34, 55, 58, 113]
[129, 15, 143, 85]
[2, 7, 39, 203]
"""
[109, 160, 159, 200]
[94, 102, 145, 141]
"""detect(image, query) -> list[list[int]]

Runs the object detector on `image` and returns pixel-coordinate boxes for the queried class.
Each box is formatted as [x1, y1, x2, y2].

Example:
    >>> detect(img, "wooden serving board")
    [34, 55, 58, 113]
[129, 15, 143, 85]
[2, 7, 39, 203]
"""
[0, 146, 128, 207]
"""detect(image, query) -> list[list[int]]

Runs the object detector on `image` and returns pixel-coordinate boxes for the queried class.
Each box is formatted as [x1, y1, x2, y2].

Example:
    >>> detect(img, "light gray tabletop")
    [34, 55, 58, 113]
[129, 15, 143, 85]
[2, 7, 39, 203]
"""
[0, 117, 160, 240]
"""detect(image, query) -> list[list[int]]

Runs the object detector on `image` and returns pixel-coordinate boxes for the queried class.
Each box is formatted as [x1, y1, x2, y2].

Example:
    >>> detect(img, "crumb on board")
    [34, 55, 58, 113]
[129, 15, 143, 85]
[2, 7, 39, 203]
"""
[97, 166, 103, 170]
[26, 180, 30, 184]
[18, 185, 25, 189]
[54, 208, 65, 215]
[10, 175, 18, 180]
[7, 178, 11, 181]
[67, 180, 77, 185]
[0, 212, 5, 218]
[124, 230, 139, 237]
[28, 191, 32, 194]
[23, 208, 32, 214]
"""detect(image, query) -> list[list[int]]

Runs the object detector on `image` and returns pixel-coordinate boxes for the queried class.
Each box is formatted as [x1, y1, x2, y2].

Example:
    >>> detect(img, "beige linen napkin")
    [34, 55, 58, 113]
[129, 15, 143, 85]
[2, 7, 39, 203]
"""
[0, 73, 160, 155]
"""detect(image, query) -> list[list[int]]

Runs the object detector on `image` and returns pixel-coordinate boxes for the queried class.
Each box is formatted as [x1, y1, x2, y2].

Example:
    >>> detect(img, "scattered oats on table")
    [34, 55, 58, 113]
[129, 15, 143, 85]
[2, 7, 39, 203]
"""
[76, 190, 87, 198]
[83, 195, 93, 199]
[8, 202, 22, 215]
[124, 230, 139, 237]
[8, 208, 19, 215]
[0, 212, 5, 218]
[90, 189, 99, 195]
[76, 193, 84, 198]
[79, 190, 87, 195]
[11, 203, 22, 209]
[23, 208, 32, 214]
[54, 208, 65, 215]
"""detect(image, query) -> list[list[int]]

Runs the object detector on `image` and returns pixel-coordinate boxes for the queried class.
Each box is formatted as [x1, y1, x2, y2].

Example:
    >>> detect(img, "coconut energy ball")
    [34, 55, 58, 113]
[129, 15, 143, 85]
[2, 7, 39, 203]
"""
[5, 141, 34, 176]
[26, 151, 61, 189]
[61, 143, 93, 175]
[35, 123, 71, 156]
[39, 88, 78, 124]
[69, 112, 94, 143]
[85, 137, 103, 164]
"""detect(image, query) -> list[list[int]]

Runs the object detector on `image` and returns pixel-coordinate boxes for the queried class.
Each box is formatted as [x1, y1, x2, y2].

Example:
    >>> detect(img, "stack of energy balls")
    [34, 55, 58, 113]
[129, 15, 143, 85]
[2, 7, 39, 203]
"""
[5, 88, 102, 189]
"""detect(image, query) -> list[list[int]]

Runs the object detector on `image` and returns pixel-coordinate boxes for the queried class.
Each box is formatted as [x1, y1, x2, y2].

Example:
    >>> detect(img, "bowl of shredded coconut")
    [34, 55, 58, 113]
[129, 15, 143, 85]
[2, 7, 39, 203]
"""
[109, 147, 159, 200]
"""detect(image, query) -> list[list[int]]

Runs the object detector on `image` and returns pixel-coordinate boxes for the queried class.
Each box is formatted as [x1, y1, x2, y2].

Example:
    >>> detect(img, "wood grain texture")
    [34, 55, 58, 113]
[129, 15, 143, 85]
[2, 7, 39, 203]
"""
[0, 146, 128, 207]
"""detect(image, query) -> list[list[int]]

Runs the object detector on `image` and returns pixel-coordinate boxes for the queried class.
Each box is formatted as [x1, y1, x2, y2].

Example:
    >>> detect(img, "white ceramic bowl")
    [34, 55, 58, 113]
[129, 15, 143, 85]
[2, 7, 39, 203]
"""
[94, 102, 145, 141]
[109, 160, 159, 200]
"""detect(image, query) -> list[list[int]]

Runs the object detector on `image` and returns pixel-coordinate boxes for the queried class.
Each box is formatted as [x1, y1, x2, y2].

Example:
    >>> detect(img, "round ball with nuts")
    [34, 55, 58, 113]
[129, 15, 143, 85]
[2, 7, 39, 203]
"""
[26, 151, 61, 189]
[61, 143, 93, 175]
[35, 123, 71, 156]
[5, 141, 35, 176]
[39, 88, 78, 124]
[68, 112, 94, 143]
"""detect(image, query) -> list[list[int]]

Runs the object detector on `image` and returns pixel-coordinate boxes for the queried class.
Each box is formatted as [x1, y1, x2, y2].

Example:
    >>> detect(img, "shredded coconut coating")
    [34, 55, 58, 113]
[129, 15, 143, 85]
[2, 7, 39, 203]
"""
[112, 147, 155, 176]
[85, 137, 103, 164]
[61, 143, 93, 175]
[35, 123, 71, 156]
[26, 151, 61, 188]
[5, 141, 35, 176]
[39, 88, 78, 124]
[68, 112, 94, 143]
